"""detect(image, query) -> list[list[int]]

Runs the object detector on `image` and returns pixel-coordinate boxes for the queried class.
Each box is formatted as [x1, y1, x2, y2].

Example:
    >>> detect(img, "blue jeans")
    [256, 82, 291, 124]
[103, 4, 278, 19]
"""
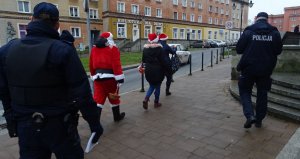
[145, 83, 161, 102]
[238, 74, 272, 122]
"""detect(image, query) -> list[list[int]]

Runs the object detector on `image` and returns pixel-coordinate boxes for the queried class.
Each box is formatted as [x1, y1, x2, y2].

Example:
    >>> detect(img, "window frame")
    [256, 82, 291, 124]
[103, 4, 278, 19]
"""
[69, 6, 80, 17]
[17, 0, 31, 13]
[70, 27, 81, 38]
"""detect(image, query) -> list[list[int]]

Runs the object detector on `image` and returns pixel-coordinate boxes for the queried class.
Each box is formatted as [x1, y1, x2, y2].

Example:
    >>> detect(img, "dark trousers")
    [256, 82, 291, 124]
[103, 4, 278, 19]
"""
[17, 117, 84, 159]
[165, 74, 172, 88]
[238, 74, 272, 122]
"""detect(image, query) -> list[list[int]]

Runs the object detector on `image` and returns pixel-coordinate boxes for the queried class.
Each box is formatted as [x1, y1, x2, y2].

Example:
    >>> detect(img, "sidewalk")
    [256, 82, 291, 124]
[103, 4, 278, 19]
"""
[0, 58, 299, 159]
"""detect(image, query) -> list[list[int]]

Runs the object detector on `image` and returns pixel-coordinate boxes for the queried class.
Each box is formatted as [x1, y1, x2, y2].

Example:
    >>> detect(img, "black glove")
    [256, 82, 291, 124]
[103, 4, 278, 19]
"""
[3, 109, 17, 138]
[86, 111, 103, 144]
[117, 79, 124, 84]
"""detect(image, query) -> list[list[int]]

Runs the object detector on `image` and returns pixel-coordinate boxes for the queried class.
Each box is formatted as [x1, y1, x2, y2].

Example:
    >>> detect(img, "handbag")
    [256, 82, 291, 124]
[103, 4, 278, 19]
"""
[171, 54, 180, 73]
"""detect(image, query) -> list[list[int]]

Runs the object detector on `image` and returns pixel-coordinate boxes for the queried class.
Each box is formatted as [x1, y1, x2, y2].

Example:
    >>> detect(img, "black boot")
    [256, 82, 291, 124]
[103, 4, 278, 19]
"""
[112, 106, 125, 122]
[166, 85, 171, 96]
[244, 116, 256, 128]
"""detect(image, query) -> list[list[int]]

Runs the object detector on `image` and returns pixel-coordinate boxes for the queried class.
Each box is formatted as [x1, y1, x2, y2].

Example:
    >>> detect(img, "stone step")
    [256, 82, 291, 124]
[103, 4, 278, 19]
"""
[230, 81, 300, 122]
[270, 84, 300, 100]
[0, 109, 5, 125]
[272, 73, 300, 90]
[252, 88, 300, 110]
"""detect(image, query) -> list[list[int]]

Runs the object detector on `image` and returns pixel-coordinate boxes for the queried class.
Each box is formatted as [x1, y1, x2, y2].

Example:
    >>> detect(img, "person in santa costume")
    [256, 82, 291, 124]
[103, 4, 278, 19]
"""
[142, 33, 172, 109]
[89, 32, 125, 122]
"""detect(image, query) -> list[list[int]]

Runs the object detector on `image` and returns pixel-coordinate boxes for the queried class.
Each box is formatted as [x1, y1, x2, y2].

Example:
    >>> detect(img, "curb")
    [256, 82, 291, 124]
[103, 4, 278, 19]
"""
[276, 128, 300, 159]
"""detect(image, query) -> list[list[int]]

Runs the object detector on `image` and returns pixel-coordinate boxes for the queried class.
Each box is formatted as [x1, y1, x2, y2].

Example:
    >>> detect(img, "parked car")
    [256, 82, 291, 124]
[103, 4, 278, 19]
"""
[206, 39, 218, 48]
[189, 40, 204, 48]
[168, 44, 191, 64]
[213, 40, 226, 47]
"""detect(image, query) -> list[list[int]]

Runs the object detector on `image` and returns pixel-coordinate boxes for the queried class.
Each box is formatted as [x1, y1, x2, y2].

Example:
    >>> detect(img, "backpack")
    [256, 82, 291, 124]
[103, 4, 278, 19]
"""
[171, 54, 180, 73]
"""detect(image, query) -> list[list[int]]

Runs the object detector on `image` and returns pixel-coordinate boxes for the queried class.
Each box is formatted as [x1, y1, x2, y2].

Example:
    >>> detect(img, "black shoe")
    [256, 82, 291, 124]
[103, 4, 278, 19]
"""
[171, 79, 174, 82]
[244, 116, 256, 128]
[255, 121, 262, 128]
[166, 91, 171, 96]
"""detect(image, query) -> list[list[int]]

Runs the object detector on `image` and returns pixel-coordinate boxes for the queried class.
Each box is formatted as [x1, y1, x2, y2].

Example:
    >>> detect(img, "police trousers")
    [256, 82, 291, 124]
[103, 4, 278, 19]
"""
[238, 74, 272, 122]
[17, 116, 84, 159]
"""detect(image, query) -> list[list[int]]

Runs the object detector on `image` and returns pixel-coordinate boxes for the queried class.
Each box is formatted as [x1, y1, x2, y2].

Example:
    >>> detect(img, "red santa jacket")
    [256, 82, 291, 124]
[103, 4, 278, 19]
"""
[89, 44, 124, 81]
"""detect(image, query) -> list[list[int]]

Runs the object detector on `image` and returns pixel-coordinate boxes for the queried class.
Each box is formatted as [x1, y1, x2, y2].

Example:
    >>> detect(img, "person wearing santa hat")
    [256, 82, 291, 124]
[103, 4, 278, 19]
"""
[158, 33, 176, 96]
[89, 32, 125, 122]
[142, 33, 172, 109]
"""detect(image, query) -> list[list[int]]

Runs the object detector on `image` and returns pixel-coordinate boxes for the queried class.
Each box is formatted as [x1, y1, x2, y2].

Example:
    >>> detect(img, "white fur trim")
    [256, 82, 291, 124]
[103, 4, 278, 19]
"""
[159, 37, 168, 41]
[110, 104, 119, 107]
[143, 43, 162, 48]
[256, 17, 267, 21]
[115, 74, 125, 81]
[148, 36, 159, 43]
[97, 104, 103, 108]
[91, 73, 115, 81]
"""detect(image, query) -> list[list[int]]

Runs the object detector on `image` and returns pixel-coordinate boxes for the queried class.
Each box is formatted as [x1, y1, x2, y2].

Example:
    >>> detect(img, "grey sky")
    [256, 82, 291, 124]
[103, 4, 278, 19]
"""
[248, 0, 300, 21]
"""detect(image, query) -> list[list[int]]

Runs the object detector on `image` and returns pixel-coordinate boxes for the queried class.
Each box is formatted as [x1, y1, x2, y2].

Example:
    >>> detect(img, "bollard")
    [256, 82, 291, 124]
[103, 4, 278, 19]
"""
[211, 50, 213, 67]
[216, 50, 219, 64]
[201, 52, 204, 71]
[188, 54, 192, 76]
[220, 48, 222, 61]
[140, 63, 145, 92]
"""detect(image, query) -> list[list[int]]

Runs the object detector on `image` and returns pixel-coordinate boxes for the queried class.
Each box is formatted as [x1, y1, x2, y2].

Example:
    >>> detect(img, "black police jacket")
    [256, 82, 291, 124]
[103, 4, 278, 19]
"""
[0, 21, 98, 117]
[236, 20, 283, 76]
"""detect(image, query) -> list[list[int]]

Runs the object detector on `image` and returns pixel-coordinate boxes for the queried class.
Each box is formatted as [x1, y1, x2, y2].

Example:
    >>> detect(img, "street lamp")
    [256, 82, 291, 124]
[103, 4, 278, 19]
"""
[232, 0, 254, 37]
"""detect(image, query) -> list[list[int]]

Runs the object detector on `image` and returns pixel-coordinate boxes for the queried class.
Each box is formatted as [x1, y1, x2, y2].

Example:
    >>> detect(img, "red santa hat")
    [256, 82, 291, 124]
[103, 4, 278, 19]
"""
[148, 33, 159, 43]
[159, 33, 168, 41]
[100, 32, 113, 40]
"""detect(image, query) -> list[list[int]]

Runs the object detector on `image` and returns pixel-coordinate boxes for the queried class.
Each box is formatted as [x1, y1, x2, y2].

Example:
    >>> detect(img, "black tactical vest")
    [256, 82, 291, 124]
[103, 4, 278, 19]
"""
[5, 39, 67, 105]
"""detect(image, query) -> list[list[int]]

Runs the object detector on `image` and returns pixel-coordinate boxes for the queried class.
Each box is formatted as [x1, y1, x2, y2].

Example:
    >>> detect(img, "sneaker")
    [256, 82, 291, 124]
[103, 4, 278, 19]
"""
[244, 116, 256, 128]
[255, 121, 262, 128]
[143, 101, 148, 110]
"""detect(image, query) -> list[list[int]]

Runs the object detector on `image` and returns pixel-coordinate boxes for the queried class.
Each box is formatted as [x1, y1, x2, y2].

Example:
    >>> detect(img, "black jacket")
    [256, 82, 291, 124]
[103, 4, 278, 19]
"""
[142, 43, 172, 85]
[0, 21, 98, 118]
[236, 19, 283, 76]
[159, 40, 175, 75]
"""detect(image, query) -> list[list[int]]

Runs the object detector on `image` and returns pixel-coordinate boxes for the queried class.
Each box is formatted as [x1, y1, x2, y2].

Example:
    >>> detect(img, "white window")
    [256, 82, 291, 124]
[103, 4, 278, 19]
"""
[18, 24, 27, 38]
[197, 30, 202, 40]
[208, 31, 212, 39]
[70, 6, 79, 17]
[220, 8, 224, 14]
[131, 4, 139, 14]
[144, 25, 152, 38]
[198, 15, 202, 23]
[117, 23, 126, 38]
[156, 8, 162, 17]
[291, 17, 296, 21]
[117, 2, 125, 13]
[155, 26, 162, 34]
[190, 14, 195, 22]
[174, 12, 178, 20]
[215, 7, 219, 13]
[208, 17, 213, 24]
[220, 0, 225, 3]
[198, 3, 202, 9]
[236, 33, 239, 39]
[232, 13, 235, 19]
[226, 0, 229, 4]
[226, 10, 229, 15]
[182, 13, 186, 21]
[145, 7, 151, 16]
[225, 32, 228, 40]
[214, 31, 217, 39]
[208, 6, 213, 12]
[215, 18, 218, 25]
[71, 27, 81, 38]
[156, 0, 162, 2]
[18, 1, 30, 13]
[236, 13, 240, 19]
[190, 1, 195, 8]
[173, 0, 178, 5]
[180, 29, 185, 39]
[173, 28, 178, 39]
[191, 30, 196, 40]
[220, 19, 223, 25]
[89, 8, 98, 19]
[182, 0, 187, 7]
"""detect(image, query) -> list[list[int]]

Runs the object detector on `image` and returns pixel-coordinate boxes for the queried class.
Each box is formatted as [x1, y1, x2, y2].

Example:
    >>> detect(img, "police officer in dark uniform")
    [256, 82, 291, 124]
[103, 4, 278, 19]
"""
[0, 2, 102, 158]
[236, 12, 283, 129]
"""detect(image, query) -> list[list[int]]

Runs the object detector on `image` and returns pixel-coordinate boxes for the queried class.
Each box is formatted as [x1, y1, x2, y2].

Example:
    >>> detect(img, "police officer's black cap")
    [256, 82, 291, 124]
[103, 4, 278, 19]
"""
[256, 12, 268, 19]
[33, 2, 59, 21]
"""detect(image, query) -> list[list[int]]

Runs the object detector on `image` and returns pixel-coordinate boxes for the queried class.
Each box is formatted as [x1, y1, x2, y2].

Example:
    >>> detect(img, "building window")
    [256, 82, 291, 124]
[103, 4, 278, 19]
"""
[180, 29, 185, 39]
[156, 8, 162, 17]
[226, 10, 229, 15]
[182, 0, 187, 7]
[215, 18, 218, 25]
[225, 32, 228, 40]
[197, 30, 202, 40]
[18, 1, 30, 13]
[155, 26, 162, 34]
[208, 17, 212, 24]
[208, 31, 212, 39]
[144, 25, 152, 38]
[173, 12, 178, 20]
[214, 31, 217, 39]
[117, 23, 126, 38]
[215, 7, 219, 13]
[89, 8, 98, 19]
[70, 6, 79, 17]
[226, 0, 229, 4]
[208, 6, 213, 12]
[291, 17, 296, 21]
[117, 2, 125, 13]
[190, 14, 195, 22]
[236, 33, 239, 39]
[71, 27, 81, 38]
[198, 15, 202, 23]
[173, 28, 178, 39]
[220, 19, 223, 25]
[144, 7, 151, 16]
[190, 1, 195, 8]
[18, 24, 27, 38]
[131, 4, 139, 14]
[191, 30, 196, 40]
[182, 13, 186, 21]
[198, 3, 202, 10]
[220, 8, 224, 14]
[173, 0, 178, 5]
